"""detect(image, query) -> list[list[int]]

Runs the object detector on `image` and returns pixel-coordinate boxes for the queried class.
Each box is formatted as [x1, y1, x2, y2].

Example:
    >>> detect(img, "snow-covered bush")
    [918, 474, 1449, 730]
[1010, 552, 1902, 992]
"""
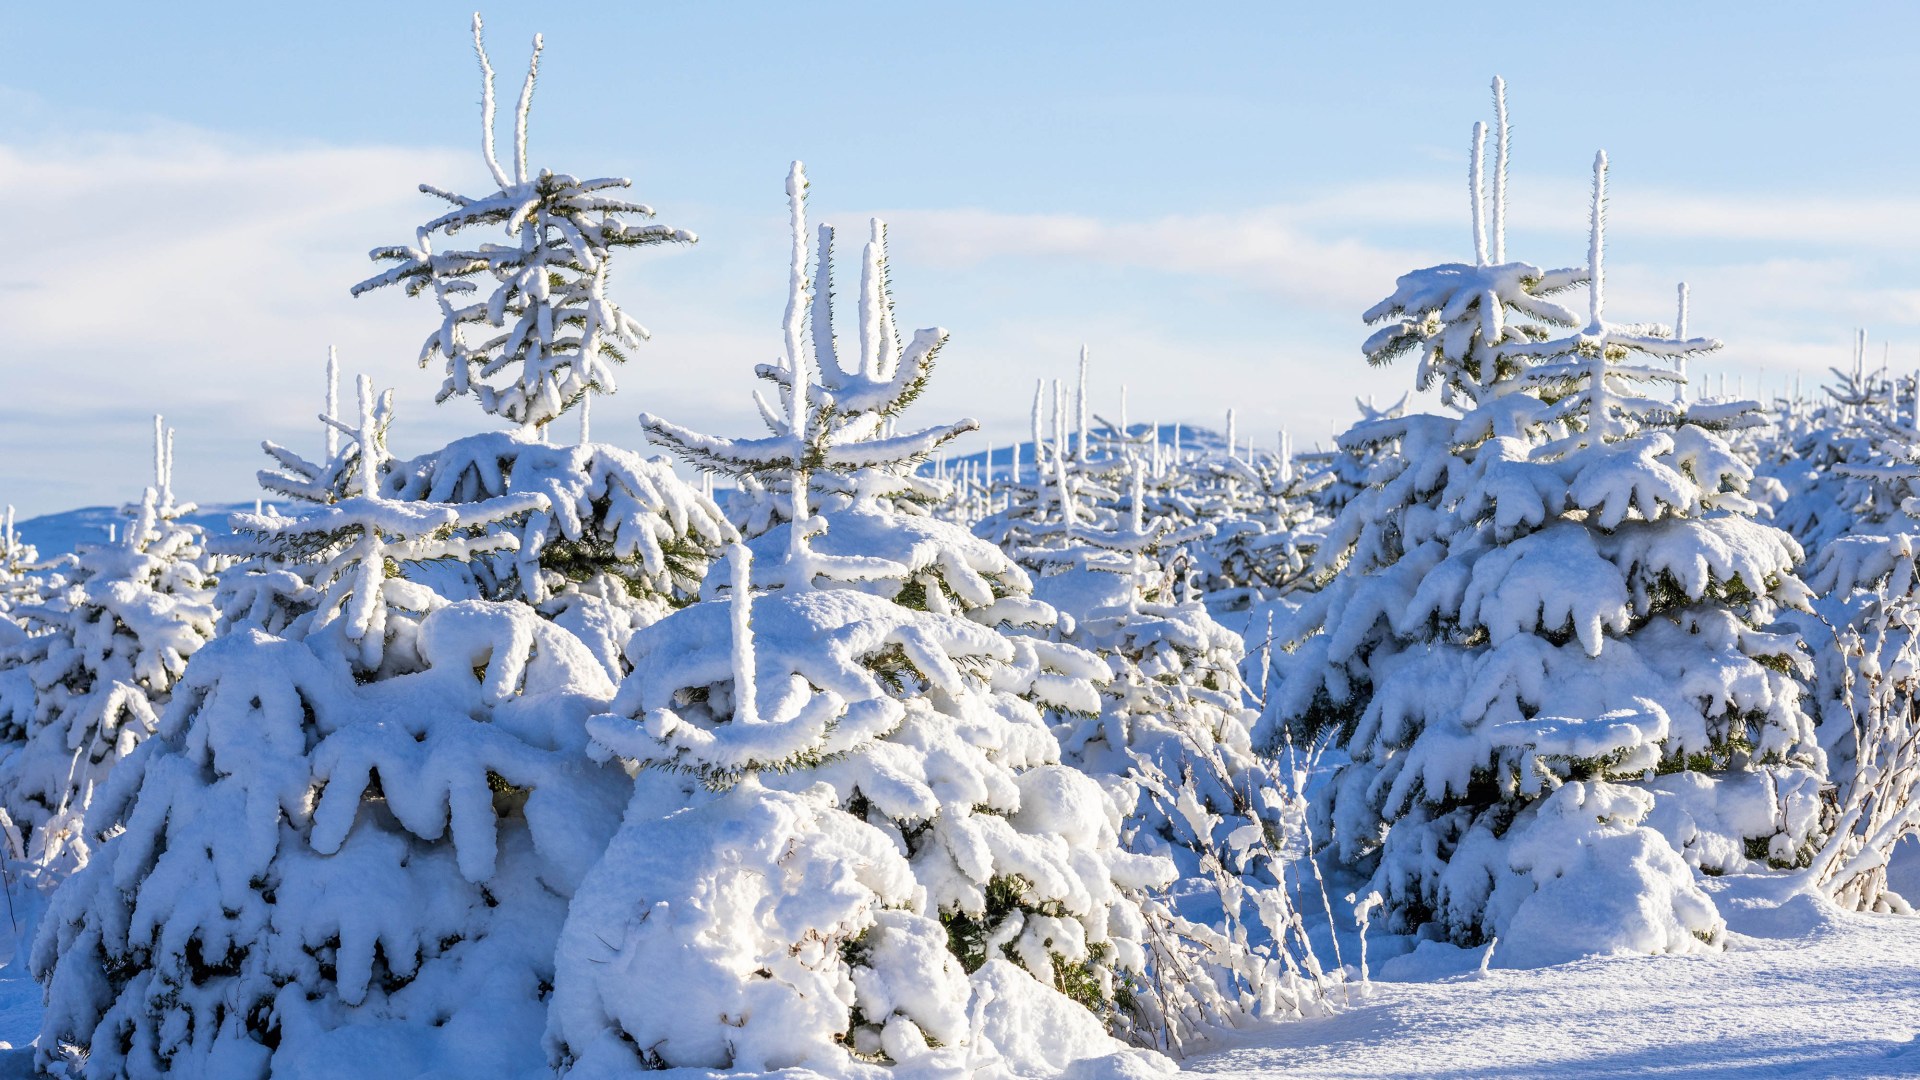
[0, 505, 63, 629]
[1761, 356, 1899, 556]
[548, 166, 1176, 1076]
[1268, 135, 1819, 957]
[1796, 534, 1920, 913]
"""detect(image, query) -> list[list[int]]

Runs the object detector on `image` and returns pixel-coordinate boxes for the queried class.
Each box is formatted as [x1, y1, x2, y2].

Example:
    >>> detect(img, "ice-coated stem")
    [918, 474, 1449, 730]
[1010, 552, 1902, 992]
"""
[1674, 283, 1690, 405]
[1129, 459, 1145, 535]
[859, 220, 884, 380]
[727, 543, 758, 726]
[153, 415, 165, 496]
[1052, 379, 1076, 532]
[783, 165, 814, 576]
[513, 33, 544, 186]
[1587, 150, 1608, 330]
[470, 14, 512, 190]
[1470, 121, 1488, 266]
[1491, 76, 1510, 264]
[1030, 380, 1045, 477]
[784, 164, 810, 408]
[874, 220, 900, 378]
[1077, 345, 1091, 461]
[325, 346, 340, 460]
[811, 223, 837, 377]
[355, 375, 379, 495]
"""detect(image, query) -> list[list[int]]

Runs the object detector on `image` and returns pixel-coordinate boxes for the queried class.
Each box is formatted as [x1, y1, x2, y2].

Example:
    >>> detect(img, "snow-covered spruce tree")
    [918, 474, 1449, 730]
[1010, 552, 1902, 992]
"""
[1268, 144, 1821, 962]
[34, 376, 639, 1078]
[352, 15, 694, 431]
[0, 505, 63, 628]
[0, 421, 215, 880]
[547, 165, 1176, 1077]
[1018, 461, 1330, 1048]
[0, 505, 68, 740]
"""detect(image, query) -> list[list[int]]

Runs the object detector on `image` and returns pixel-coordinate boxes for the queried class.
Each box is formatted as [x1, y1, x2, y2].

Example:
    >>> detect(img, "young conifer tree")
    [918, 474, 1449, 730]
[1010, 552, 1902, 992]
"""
[547, 165, 1178, 1076]
[33, 22, 697, 1074]
[0, 506, 63, 633]
[1268, 112, 1818, 960]
[1761, 363, 1886, 555]
[0, 421, 215, 881]
[35, 377, 633, 1077]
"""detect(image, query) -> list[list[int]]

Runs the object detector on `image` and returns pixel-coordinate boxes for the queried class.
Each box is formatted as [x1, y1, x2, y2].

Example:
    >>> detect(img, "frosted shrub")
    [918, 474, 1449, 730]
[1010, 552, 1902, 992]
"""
[1012, 459, 1331, 1048]
[1798, 536, 1920, 912]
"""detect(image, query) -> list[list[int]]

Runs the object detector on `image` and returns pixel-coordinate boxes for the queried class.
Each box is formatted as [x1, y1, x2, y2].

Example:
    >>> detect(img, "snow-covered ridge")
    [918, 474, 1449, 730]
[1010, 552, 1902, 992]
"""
[13, 501, 259, 559]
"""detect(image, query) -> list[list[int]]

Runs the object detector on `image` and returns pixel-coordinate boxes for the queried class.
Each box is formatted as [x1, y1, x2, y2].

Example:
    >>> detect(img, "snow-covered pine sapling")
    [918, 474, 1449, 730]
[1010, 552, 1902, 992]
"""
[35, 376, 635, 1077]
[1763, 362, 1895, 555]
[0, 418, 216, 880]
[0, 505, 63, 631]
[341, 85, 731, 654]
[223, 376, 547, 674]
[352, 15, 693, 430]
[1269, 140, 1820, 962]
[550, 164, 1175, 1075]
[1031, 461, 1330, 1046]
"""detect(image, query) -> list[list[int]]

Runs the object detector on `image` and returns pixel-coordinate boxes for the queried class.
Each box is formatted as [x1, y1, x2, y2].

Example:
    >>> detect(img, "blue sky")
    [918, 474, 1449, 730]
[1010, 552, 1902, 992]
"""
[3, 2, 1919, 515]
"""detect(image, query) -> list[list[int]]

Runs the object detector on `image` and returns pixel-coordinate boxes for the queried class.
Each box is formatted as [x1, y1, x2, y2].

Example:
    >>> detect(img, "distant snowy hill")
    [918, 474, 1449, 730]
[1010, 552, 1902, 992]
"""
[14, 500, 269, 558]
[922, 422, 1266, 476]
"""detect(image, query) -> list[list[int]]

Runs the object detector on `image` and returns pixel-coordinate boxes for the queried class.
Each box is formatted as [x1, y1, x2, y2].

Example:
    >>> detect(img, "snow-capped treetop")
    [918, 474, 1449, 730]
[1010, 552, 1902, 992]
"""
[1361, 81, 1587, 408]
[642, 163, 973, 516]
[1505, 152, 1722, 459]
[351, 15, 693, 429]
[220, 376, 546, 673]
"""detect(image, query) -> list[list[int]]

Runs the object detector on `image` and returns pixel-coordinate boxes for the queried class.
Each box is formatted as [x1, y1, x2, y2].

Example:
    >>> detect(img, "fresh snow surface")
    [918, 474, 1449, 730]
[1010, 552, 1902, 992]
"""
[1185, 862, 1920, 1079]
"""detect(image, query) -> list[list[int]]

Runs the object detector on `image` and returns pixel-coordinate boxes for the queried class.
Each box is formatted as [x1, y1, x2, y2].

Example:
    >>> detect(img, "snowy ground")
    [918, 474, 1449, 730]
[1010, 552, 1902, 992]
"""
[1186, 856, 1920, 1079]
